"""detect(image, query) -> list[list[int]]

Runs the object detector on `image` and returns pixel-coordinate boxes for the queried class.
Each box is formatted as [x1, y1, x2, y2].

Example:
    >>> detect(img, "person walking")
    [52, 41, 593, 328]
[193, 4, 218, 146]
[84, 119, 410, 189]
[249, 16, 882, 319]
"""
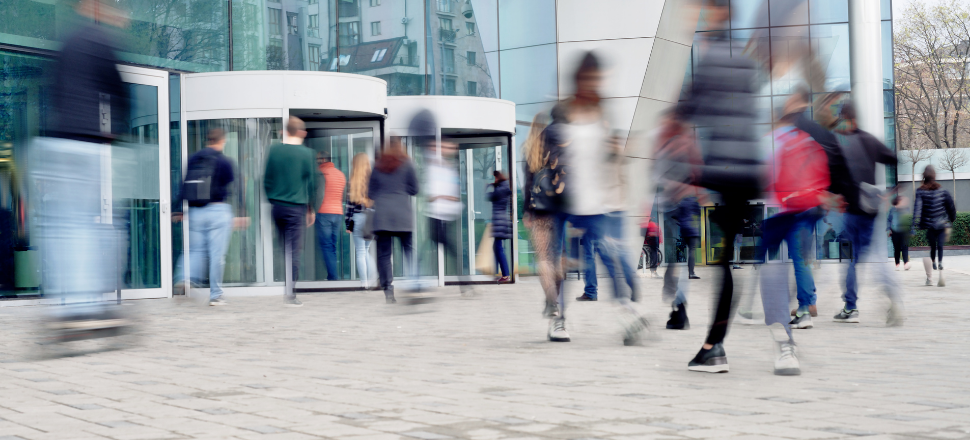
[315, 151, 346, 281]
[833, 100, 903, 325]
[263, 116, 317, 307]
[643, 219, 661, 278]
[913, 165, 955, 286]
[174, 128, 248, 306]
[888, 194, 911, 271]
[676, 0, 764, 373]
[487, 171, 513, 283]
[346, 153, 376, 288]
[369, 138, 419, 304]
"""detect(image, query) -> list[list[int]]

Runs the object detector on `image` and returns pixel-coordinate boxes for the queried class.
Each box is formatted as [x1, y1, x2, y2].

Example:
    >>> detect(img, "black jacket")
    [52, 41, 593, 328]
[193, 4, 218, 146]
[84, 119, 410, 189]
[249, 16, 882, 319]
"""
[914, 187, 956, 231]
[51, 23, 128, 142]
[840, 128, 898, 215]
[487, 180, 513, 240]
[179, 147, 236, 209]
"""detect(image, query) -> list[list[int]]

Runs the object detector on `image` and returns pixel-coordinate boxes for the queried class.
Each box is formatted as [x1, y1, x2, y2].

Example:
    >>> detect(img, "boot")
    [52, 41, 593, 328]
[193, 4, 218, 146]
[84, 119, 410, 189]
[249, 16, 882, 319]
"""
[666, 303, 690, 330]
[938, 267, 946, 287]
[384, 286, 396, 304]
[923, 257, 933, 286]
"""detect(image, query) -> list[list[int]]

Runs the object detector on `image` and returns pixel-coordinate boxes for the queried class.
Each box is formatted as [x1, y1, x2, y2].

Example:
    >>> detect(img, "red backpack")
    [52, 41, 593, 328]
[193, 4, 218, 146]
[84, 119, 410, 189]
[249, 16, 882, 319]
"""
[769, 126, 830, 213]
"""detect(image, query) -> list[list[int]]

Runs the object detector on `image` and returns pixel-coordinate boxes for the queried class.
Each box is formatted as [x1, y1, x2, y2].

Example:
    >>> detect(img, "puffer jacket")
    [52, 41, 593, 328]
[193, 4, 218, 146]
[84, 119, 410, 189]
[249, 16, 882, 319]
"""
[676, 34, 763, 200]
[913, 187, 955, 231]
[487, 180, 513, 240]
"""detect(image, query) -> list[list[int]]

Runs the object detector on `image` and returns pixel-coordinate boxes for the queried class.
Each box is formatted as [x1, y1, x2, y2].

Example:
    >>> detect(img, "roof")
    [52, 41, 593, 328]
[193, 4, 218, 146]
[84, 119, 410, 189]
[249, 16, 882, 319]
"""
[332, 37, 406, 73]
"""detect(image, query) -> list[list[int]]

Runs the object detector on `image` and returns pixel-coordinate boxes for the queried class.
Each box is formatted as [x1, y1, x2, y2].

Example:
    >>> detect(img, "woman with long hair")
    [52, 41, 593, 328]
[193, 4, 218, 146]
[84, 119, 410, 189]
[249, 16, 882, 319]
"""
[913, 164, 955, 285]
[487, 170, 512, 282]
[369, 138, 419, 303]
[521, 111, 562, 319]
[346, 153, 375, 288]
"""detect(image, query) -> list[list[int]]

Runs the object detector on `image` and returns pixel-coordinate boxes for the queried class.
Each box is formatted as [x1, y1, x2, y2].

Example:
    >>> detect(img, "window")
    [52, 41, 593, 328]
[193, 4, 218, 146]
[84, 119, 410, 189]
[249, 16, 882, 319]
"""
[338, 21, 360, 46]
[439, 17, 453, 31]
[338, 0, 359, 18]
[466, 21, 475, 35]
[444, 78, 457, 95]
[268, 8, 282, 36]
[309, 44, 321, 67]
[370, 0, 380, 6]
[437, 0, 451, 13]
[442, 48, 455, 73]
[371, 21, 381, 36]
[370, 48, 387, 62]
[308, 14, 320, 37]
[287, 12, 299, 35]
[467, 81, 477, 96]
[466, 51, 476, 65]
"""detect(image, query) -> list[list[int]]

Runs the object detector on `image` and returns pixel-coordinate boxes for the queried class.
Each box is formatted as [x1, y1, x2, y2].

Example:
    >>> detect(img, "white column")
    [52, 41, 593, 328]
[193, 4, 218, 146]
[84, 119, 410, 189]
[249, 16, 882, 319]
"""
[849, 0, 885, 143]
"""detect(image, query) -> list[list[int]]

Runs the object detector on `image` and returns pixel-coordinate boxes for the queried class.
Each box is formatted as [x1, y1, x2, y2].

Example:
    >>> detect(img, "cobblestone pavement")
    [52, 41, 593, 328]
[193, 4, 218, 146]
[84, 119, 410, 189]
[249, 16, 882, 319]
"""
[1, 256, 969, 440]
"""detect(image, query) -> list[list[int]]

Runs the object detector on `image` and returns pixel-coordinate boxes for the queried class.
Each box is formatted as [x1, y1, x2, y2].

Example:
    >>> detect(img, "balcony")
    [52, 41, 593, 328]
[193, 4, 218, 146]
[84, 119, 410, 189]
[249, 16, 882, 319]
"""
[439, 29, 456, 43]
[392, 55, 420, 67]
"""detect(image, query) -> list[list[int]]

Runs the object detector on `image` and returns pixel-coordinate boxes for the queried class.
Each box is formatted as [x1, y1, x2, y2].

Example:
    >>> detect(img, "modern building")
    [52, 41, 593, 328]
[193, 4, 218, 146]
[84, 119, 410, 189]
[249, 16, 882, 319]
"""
[0, 0, 893, 301]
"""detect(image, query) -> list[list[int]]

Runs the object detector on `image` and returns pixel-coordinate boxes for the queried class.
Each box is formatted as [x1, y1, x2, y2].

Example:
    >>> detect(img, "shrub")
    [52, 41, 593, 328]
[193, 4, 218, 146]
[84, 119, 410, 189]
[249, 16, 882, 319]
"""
[909, 212, 970, 246]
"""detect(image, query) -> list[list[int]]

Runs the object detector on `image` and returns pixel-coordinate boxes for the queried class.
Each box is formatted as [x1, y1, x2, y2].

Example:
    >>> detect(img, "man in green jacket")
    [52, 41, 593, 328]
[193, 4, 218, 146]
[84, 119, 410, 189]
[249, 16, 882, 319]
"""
[264, 116, 317, 307]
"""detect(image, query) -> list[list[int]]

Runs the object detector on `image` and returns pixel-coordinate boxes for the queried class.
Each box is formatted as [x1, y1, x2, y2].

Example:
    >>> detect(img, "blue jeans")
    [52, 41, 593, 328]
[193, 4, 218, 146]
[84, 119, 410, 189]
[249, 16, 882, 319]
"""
[176, 203, 233, 301]
[494, 239, 510, 277]
[352, 211, 374, 287]
[582, 233, 597, 296]
[569, 213, 629, 301]
[843, 213, 875, 311]
[315, 213, 343, 280]
[759, 209, 819, 341]
[579, 212, 638, 300]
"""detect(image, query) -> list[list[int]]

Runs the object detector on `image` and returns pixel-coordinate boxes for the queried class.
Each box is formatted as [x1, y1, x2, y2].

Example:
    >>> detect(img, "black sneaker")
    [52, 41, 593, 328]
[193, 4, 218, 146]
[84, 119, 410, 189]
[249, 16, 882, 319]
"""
[732, 265, 743, 270]
[666, 304, 690, 330]
[933, 261, 938, 270]
[575, 295, 597, 302]
[689, 274, 701, 280]
[688, 343, 729, 373]
[833, 307, 860, 323]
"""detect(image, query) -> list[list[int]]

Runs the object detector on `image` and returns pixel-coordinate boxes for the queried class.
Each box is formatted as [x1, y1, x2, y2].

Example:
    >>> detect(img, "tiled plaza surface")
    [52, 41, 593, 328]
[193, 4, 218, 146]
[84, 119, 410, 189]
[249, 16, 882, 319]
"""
[0, 255, 969, 440]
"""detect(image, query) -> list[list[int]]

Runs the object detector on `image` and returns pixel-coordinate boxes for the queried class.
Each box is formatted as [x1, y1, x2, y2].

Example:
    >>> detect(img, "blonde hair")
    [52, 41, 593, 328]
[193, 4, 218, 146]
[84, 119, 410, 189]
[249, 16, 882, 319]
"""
[348, 153, 373, 207]
[524, 112, 551, 173]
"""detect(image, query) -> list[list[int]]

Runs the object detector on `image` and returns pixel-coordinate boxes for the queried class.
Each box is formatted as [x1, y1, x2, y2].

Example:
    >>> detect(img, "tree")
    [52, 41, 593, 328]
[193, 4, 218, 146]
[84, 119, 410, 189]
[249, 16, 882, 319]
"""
[894, 1, 970, 152]
[937, 147, 969, 207]
[898, 131, 933, 198]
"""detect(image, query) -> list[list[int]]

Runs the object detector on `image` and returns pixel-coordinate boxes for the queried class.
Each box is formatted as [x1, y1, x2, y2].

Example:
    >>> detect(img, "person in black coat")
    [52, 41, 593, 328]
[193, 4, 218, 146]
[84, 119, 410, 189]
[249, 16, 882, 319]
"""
[487, 171, 513, 282]
[913, 165, 956, 276]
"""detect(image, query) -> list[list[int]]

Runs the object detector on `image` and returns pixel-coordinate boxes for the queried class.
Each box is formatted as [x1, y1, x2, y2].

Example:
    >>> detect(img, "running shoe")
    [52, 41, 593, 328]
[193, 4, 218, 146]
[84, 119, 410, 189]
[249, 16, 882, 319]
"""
[790, 305, 817, 317]
[689, 274, 701, 280]
[832, 308, 860, 323]
[774, 341, 801, 376]
[284, 297, 304, 308]
[688, 343, 729, 373]
[789, 313, 813, 329]
[209, 298, 229, 307]
[548, 318, 570, 342]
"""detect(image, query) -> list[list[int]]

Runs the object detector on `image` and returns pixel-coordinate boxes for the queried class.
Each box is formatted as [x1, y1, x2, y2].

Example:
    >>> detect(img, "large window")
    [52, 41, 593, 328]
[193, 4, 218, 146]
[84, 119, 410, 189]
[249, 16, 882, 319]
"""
[443, 47, 456, 74]
[287, 12, 299, 35]
[268, 8, 282, 36]
[444, 78, 457, 95]
[466, 22, 476, 35]
[339, 22, 360, 46]
[339, 0, 360, 18]
[437, 0, 452, 13]
[467, 81, 477, 96]
[371, 21, 381, 36]
[309, 44, 321, 68]
[308, 15, 320, 37]
[466, 51, 476, 66]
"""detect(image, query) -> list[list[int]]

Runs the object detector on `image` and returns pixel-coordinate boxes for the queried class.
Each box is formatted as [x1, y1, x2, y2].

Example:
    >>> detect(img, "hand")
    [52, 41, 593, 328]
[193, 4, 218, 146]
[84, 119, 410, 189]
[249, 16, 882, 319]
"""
[347, 230, 353, 234]
[233, 217, 250, 230]
[306, 211, 316, 226]
[171, 213, 183, 223]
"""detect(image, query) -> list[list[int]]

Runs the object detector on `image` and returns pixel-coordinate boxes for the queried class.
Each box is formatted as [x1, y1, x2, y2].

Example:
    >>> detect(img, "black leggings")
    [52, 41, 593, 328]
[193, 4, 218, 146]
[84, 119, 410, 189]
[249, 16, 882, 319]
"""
[927, 228, 945, 264]
[890, 231, 909, 265]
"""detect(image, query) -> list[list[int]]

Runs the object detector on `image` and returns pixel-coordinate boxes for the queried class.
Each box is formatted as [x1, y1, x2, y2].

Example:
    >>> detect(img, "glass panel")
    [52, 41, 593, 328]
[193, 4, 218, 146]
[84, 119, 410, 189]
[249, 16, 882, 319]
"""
[500, 44, 558, 105]
[809, 0, 848, 24]
[882, 20, 894, 89]
[770, 0, 809, 26]
[498, 0, 556, 50]
[0, 51, 54, 298]
[298, 127, 374, 281]
[811, 23, 851, 92]
[881, 0, 892, 20]
[816, 211, 849, 260]
[731, 0, 769, 29]
[170, 74, 183, 281]
[187, 118, 281, 285]
[474, 0, 499, 53]
[770, 26, 810, 95]
[705, 205, 764, 264]
[113, 84, 161, 289]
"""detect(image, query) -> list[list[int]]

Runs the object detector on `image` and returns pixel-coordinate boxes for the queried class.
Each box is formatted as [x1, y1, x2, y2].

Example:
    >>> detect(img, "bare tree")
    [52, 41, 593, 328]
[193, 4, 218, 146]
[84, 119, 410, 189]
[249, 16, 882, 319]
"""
[937, 148, 969, 207]
[898, 131, 934, 198]
[895, 1, 970, 151]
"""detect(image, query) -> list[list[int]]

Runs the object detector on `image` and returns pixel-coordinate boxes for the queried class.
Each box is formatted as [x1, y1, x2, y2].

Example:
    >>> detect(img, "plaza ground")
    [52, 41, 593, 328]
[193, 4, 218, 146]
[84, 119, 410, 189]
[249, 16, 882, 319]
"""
[0, 256, 968, 440]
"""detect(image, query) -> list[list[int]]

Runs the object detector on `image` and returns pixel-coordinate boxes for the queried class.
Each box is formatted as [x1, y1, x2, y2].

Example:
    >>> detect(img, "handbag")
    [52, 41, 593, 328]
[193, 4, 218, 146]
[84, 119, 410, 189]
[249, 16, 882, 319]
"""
[475, 224, 495, 274]
[361, 209, 375, 241]
[530, 166, 565, 212]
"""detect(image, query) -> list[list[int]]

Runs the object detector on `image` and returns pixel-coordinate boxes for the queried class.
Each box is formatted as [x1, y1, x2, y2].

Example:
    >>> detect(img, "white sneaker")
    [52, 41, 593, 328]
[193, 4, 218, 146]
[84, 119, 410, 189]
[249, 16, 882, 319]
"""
[926, 277, 933, 286]
[774, 341, 801, 376]
[895, 264, 900, 271]
[548, 318, 570, 342]
[209, 298, 228, 306]
[904, 262, 911, 270]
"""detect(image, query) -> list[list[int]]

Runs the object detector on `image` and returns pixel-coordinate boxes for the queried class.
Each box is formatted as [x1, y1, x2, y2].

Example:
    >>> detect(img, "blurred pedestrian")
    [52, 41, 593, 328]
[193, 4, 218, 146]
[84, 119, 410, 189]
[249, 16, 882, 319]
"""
[174, 128, 248, 306]
[369, 138, 419, 304]
[888, 194, 911, 271]
[834, 100, 903, 325]
[487, 171, 513, 283]
[643, 219, 661, 277]
[33, 0, 130, 327]
[522, 112, 565, 327]
[913, 165, 955, 286]
[346, 153, 376, 288]
[676, 0, 764, 373]
[264, 116, 317, 307]
[316, 151, 346, 281]
[758, 90, 835, 375]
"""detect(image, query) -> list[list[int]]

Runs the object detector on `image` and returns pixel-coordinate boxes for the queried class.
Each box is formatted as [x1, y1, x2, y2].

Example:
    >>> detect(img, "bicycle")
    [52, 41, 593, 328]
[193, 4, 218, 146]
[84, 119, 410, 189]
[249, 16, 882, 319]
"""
[638, 244, 662, 270]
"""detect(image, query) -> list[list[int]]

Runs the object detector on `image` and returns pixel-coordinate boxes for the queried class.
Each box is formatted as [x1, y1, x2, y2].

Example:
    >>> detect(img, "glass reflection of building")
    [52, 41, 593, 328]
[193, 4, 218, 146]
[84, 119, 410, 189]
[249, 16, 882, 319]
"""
[672, 0, 896, 265]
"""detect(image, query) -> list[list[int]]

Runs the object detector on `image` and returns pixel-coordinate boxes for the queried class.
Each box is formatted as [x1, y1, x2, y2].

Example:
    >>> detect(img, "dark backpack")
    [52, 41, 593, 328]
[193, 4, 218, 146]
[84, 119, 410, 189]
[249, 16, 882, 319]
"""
[182, 153, 219, 206]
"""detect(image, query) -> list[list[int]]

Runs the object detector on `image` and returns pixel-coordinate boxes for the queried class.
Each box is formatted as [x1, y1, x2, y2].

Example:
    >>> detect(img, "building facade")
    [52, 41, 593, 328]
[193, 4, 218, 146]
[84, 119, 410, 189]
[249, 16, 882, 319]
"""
[0, 0, 893, 300]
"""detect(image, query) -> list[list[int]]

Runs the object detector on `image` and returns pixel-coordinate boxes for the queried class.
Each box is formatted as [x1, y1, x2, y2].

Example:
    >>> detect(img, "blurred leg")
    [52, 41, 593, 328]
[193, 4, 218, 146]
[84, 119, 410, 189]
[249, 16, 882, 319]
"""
[207, 204, 233, 301]
[581, 233, 597, 298]
[494, 239, 510, 277]
[376, 233, 393, 290]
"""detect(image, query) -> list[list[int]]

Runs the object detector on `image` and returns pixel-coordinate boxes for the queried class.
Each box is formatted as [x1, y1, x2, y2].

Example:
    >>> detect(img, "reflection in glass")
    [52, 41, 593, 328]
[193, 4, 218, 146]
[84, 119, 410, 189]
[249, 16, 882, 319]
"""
[704, 205, 764, 264]
[816, 211, 849, 260]
[882, 20, 894, 89]
[770, 26, 810, 95]
[500, 44, 558, 105]
[809, 0, 848, 24]
[498, 0, 556, 50]
[188, 118, 281, 285]
[731, 0, 769, 29]
[770, 0, 809, 26]
[811, 24, 850, 92]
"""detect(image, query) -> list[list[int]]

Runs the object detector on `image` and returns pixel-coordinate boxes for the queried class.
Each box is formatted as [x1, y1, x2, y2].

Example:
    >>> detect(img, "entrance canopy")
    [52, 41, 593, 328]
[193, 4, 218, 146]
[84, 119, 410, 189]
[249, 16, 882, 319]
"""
[386, 96, 515, 137]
